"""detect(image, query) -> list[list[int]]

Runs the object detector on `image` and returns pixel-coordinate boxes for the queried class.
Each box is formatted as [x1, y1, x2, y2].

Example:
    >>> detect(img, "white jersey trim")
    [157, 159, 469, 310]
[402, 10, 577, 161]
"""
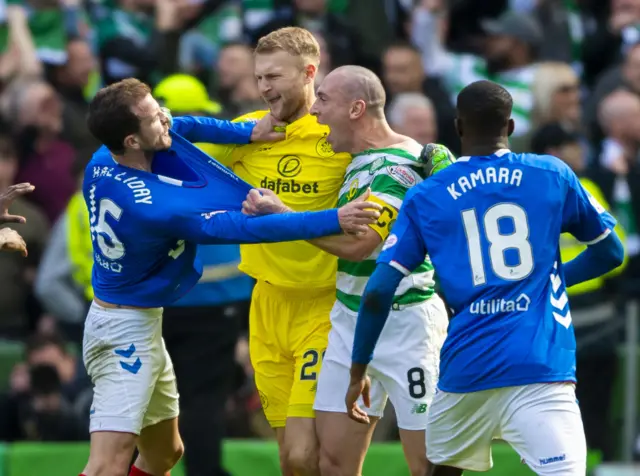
[581, 228, 612, 246]
[457, 148, 511, 163]
[389, 260, 412, 276]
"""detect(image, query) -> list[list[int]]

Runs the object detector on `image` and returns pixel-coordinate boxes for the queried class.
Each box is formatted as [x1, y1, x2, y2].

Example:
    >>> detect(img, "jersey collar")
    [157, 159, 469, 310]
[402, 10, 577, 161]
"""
[283, 113, 319, 138]
[457, 148, 511, 162]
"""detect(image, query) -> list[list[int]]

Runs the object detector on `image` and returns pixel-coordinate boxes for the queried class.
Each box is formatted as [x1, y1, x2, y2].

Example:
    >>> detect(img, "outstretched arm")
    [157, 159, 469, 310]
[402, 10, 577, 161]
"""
[171, 114, 284, 145]
[174, 196, 381, 245]
[171, 115, 256, 145]
[182, 209, 342, 245]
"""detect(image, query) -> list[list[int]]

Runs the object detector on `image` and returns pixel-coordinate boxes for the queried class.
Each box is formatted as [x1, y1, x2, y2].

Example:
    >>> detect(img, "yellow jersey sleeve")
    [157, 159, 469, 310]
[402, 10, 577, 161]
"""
[195, 110, 270, 168]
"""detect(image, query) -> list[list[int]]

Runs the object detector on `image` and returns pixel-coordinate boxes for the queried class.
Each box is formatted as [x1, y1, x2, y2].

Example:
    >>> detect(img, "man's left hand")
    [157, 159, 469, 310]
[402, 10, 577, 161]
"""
[345, 374, 372, 424]
[0, 183, 35, 224]
[243, 188, 290, 216]
[250, 114, 287, 142]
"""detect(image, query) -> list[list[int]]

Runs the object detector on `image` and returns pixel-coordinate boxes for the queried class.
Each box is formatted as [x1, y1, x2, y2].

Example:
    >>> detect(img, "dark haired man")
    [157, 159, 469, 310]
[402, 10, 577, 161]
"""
[80, 78, 381, 476]
[348, 80, 624, 476]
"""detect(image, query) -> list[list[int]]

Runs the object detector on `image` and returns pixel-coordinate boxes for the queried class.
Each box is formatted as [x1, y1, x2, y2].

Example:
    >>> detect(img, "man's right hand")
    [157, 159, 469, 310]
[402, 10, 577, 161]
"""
[338, 189, 382, 235]
[243, 188, 291, 216]
[0, 183, 34, 224]
[250, 114, 287, 142]
[0, 228, 27, 256]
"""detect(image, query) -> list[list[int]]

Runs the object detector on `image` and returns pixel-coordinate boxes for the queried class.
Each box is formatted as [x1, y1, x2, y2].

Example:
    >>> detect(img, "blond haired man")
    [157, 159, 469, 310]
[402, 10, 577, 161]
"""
[201, 27, 351, 475]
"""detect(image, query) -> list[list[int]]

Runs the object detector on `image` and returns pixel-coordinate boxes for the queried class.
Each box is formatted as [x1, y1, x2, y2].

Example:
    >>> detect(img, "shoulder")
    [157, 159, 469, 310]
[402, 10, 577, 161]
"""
[232, 110, 269, 123]
[512, 152, 575, 185]
[375, 163, 422, 190]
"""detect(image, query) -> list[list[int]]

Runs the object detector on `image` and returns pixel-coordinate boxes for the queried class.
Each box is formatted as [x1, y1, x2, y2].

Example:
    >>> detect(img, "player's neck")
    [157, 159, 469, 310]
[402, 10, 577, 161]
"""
[113, 150, 154, 173]
[461, 138, 510, 158]
[350, 118, 400, 154]
[285, 89, 316, 123]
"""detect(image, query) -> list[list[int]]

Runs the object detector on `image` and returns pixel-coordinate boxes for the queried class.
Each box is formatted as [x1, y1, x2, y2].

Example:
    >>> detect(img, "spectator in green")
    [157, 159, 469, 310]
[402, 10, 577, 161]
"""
[94, 0, 182, 85]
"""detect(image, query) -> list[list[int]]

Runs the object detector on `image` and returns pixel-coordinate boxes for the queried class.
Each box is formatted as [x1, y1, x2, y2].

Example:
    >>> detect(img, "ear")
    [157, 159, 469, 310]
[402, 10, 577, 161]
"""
[303, 63, 317, 85]
[350, 100, 367, 120]
[123, 134, 139, 151]
[507, 118, 515, 137]
[454, 118, 462, 138]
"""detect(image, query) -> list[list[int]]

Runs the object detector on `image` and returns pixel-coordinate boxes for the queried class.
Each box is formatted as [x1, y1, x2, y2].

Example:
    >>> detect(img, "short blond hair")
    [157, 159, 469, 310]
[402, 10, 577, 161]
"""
[255, 27, 320, 65]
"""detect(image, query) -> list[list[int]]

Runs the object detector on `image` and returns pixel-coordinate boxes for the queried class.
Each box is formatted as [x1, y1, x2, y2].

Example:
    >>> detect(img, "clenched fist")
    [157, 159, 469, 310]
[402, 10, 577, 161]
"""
[0, 228, 27, 256]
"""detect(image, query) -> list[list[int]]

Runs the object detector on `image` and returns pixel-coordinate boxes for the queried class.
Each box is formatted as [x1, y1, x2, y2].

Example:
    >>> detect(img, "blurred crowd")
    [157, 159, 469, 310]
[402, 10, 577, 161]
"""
[0, 0, 638, 472]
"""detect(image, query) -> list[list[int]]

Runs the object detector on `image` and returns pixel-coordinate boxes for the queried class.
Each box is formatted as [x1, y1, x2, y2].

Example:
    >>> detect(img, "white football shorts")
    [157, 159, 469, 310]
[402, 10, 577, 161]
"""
[314, 296, 448, 430]
[427, 382, 587, 475]
[83, 302, 179, 435]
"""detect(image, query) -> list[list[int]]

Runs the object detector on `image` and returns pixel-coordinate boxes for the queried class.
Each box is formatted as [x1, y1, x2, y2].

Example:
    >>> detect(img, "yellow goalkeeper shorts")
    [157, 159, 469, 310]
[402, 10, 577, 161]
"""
[249, 280, 334, 428]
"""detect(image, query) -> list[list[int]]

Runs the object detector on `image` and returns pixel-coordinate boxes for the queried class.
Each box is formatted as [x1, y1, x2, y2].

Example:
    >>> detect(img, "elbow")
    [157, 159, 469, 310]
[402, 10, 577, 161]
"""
[362, 289, 384, 314]
[611, 243, 625, 269]
[609, 231, 625, 269]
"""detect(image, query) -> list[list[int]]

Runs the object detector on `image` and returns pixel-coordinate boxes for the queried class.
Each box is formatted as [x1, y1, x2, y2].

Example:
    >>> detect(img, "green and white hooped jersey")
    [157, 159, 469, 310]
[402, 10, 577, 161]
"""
[335, 140, 436, 312]
[443, 55, 537, 137]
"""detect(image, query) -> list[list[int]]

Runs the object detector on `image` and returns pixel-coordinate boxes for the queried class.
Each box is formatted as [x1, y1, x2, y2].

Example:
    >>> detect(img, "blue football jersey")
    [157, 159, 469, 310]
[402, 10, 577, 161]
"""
[378, 149, 617, 393]
[84, 116, 342, 308]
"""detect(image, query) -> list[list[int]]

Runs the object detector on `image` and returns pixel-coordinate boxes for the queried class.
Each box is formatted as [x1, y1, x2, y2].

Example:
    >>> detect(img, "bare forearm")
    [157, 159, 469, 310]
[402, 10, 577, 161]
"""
[310, 232, 381, 262]
[7, 6, 42, 77]
[310, 235, 359, 259]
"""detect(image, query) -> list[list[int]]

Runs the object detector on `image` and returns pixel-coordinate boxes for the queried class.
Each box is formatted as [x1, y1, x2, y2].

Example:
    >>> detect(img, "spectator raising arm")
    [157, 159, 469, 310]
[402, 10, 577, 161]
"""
[0, 183, 35, 224]
[98, 0, 183, 85]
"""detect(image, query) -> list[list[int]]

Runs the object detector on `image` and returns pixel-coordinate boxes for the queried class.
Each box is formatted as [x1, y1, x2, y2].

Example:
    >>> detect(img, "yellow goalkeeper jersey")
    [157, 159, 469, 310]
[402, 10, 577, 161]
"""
[199, 110, 351, 289]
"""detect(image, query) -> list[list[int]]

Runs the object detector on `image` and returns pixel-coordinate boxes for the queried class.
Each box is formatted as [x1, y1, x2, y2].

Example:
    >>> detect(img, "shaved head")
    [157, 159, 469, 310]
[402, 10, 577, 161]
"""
[311, 65, 389, 153]
[323, 65, 386, 116]
[598, 89, 640, 128]
[598, 89, 640, 141]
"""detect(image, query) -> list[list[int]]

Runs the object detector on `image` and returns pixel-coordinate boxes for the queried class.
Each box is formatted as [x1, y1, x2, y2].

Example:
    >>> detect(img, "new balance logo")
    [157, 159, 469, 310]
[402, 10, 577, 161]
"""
[411, 403, 427, 414]
[115, 344, 142, 374]
[550, 262, 572, 329]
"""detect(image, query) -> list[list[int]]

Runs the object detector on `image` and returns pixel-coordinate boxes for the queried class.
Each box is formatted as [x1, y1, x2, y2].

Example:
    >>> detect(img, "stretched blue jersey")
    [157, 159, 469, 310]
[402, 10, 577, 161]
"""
[378, 149, 616, 393]
[84, 116, 343, 308]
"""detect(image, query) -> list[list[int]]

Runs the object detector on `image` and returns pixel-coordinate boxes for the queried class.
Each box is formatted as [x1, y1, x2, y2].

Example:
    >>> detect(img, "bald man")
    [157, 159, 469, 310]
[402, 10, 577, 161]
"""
[308, 66, 449, 476]
[598, 89, 640, 173]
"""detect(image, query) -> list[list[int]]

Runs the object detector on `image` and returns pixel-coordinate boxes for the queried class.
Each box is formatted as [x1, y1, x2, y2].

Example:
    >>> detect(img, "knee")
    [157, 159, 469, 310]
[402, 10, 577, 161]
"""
[170, 441, 185, 468]
[86, 450, 132, 476]
[137, 440, 184, 473]
[407, 454, 428, 476]
[160, 440, 184, 470]
[286, 444, 319, 475]
[318, 447, 343, 476]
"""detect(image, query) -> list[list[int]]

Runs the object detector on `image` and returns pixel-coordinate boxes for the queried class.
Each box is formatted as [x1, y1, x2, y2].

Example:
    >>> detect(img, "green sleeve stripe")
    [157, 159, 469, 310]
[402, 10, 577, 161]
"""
[336, 287, 435, 313]
[338, 260, 433, 277]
